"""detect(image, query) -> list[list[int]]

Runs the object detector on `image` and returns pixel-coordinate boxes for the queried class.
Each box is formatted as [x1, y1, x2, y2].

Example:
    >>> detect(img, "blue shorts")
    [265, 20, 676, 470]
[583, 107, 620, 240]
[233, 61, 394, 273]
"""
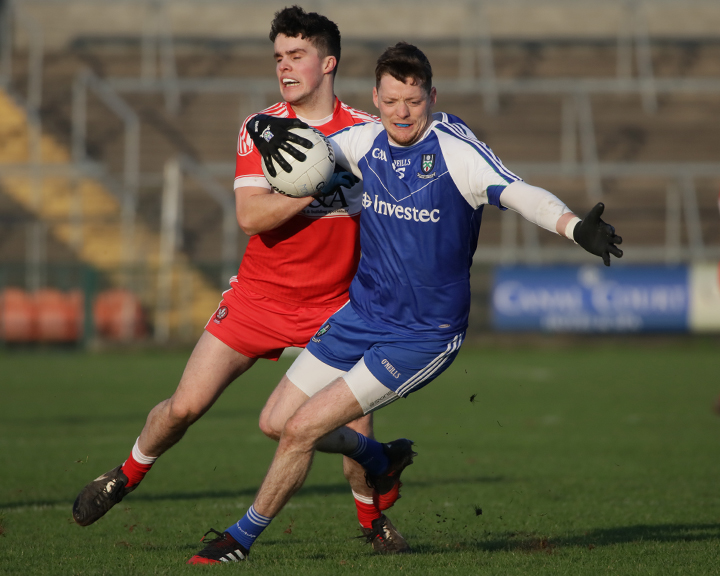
[306, 302, 464, 398]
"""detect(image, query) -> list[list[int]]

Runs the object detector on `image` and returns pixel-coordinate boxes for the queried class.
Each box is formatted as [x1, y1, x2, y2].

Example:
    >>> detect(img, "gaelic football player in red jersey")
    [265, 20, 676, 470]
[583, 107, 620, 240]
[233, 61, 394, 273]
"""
[72, 6, 408, 553]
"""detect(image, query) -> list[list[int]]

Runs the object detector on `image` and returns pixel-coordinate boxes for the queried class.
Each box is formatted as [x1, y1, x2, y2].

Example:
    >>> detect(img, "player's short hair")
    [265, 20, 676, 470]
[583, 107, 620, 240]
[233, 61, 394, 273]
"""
[270, 6, 341, 75]
[375, 42, 433, 94]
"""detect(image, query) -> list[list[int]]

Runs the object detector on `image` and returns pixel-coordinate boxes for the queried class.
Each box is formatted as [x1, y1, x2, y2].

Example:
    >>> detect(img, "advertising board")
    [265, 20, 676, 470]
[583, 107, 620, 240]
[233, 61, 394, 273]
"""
[492, 265, 690, 332]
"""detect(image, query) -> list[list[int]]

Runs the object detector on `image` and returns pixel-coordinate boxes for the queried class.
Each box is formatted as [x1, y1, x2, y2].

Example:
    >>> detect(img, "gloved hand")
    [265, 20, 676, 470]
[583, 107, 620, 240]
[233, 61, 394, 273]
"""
[246, 114, 313, 177]
[573, 202, 624, 266]
[316, 170, 360, 197]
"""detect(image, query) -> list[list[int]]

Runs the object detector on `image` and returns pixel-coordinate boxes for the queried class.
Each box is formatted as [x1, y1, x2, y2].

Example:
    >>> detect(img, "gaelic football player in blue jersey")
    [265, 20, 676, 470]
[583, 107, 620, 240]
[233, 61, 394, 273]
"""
[188, 42, 623, 564]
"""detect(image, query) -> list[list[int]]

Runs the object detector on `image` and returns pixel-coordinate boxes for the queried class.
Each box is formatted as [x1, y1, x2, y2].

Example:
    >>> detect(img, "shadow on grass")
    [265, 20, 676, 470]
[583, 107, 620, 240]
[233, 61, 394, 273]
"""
[1, 476, 506, 511]
[412, 523, 720, 554]
[7, 406, 261, 427]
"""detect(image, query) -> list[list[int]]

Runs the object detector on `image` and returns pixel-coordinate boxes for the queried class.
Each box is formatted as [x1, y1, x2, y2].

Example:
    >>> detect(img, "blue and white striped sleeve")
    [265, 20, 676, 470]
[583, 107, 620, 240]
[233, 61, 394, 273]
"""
[436, 122, 522, 210]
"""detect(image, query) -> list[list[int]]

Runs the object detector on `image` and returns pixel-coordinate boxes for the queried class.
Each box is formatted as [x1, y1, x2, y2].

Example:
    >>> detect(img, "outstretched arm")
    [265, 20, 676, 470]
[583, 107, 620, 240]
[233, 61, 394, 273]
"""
[499, 181, 623, 266]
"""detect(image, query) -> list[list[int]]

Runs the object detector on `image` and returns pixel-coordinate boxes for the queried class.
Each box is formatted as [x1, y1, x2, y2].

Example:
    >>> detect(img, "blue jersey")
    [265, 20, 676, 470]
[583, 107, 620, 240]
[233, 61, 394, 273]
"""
[329, 113, 521, 337]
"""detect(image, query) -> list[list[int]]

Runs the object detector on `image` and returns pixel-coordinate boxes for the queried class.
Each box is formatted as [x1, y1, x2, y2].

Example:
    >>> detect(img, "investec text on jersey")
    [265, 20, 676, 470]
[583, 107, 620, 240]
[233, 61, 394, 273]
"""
[362, 193, 440, 222]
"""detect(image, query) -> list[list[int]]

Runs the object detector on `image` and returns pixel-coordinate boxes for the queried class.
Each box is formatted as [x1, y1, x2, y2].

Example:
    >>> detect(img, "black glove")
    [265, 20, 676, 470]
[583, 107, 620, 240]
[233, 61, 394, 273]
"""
[246, 114, 313, 177]
[573, 202, 623, 266]
[316, 170, 360, 197]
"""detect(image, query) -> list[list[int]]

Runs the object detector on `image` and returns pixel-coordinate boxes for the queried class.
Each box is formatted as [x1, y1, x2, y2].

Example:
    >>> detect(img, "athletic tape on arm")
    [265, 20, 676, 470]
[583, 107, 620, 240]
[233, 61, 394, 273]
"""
[499, 181, 572, 234]
[564, 216, 581, 243]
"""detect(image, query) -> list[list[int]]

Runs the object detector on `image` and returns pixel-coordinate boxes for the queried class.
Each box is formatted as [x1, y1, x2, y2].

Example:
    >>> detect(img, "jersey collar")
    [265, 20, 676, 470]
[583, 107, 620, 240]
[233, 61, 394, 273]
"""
[285, 97, 340, 126]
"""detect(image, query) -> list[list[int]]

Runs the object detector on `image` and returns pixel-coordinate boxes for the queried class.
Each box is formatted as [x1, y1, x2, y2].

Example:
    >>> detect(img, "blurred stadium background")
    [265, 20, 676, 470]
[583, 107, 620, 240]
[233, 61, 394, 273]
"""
[1, 0, 719, 346]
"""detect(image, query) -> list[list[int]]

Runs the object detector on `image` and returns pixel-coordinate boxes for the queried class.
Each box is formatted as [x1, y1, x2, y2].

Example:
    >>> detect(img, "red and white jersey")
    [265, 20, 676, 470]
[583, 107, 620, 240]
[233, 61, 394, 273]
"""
[234, 98, 378, 308]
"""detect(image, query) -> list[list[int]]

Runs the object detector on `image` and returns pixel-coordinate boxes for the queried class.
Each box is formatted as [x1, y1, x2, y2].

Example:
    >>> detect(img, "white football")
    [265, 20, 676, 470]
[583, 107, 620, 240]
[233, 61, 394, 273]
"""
[262, 127, 335, 198]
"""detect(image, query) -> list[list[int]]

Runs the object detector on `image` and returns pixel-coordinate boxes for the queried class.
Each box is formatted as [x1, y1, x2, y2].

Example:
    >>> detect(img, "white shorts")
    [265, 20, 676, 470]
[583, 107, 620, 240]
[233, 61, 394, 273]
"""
[286, 348, 399, 414]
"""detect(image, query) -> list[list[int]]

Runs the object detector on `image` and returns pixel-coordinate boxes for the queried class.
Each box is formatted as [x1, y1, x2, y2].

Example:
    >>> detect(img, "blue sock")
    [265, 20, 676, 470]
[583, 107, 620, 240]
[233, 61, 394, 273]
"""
[226, 505, 272, 551]
[347, 432, 388, 475]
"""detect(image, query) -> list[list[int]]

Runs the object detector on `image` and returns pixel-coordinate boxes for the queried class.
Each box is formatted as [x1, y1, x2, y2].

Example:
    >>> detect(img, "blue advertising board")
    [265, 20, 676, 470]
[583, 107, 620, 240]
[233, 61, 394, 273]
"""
[492, 265, 689, 332]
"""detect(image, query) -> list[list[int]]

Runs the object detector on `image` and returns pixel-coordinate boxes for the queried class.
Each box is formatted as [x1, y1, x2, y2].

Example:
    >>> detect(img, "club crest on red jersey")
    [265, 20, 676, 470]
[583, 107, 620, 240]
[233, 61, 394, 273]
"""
[213, 306, 229, 324]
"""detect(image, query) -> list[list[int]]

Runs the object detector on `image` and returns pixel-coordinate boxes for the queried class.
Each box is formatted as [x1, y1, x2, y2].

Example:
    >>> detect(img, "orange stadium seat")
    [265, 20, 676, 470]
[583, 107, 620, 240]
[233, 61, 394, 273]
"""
[34, 288, 84, 343]
[1, 288, 37, 342]
[93, 289, 146, 341]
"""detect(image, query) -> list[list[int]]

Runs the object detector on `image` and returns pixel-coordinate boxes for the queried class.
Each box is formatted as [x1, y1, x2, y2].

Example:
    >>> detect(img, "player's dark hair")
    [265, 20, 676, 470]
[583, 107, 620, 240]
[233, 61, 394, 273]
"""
[270, 6, 341, 75]
[375, 42, 433, 94]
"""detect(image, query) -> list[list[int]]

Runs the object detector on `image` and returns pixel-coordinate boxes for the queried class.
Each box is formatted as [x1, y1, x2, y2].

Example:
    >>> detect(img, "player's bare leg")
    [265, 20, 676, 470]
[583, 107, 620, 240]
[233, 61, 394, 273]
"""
[255, 378, 366, 516]
[189, 378, 415, 562]
[260, 376, 373, 500]
[260, 368, 407, 553]
[139, 331, 256, 456]
[256, 376, 411, 513]
[73, 331, 255, 526]
[258, 375, 309, 441]
[260, 376, 392, 528]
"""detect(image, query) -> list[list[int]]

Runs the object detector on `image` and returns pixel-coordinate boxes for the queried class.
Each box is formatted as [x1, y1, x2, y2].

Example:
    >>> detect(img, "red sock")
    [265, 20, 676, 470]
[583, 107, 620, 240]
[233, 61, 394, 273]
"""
[374, 481, 402, 511]
[120, 439, 157, 489]
[353, 491, 382, 529]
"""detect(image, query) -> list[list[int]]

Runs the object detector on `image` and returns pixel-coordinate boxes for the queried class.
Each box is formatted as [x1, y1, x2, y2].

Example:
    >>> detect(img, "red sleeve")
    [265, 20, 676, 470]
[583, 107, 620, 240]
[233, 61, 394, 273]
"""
[234, 114, 269, 190]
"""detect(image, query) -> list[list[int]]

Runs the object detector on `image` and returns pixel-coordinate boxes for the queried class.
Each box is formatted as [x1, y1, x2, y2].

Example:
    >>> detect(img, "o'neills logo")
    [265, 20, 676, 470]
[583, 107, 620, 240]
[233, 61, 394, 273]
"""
[213, 306, 228, 324]
[381, 358, 401, 379]
[311, 323, 331, 343]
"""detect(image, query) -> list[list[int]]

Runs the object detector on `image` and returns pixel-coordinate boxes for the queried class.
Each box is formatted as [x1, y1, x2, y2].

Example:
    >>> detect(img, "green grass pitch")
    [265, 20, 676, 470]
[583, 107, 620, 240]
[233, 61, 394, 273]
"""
[1, 340, 720, 575]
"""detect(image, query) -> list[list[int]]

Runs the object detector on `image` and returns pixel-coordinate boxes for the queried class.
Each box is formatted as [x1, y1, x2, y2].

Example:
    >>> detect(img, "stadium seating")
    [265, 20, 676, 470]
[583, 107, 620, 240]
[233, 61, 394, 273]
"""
[0, 288, 35, 342]
[0, 88, 226, 337]
[0, 286, 148, 343]
[9, 38, 715, 258]
[0, 287, 82, 342]
[34, 287, 83, 342]
[2, 30, 719, 339]
[93, 288, 146, 341]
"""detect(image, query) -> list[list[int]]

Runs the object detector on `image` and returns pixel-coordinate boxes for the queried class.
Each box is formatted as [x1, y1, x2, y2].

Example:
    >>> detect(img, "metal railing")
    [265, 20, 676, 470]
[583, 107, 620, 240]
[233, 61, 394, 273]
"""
[154, 155, 238, 342]
[103, 72, 720, 262]
[482, 162, 720, 265]
[140, 0, 180, 114]
[72, 67, 140, 275]
[178, 155, 238, 283]
[459, 1, 499, 114]
[0, 1, 12, 89]
[616, 0, 657, 113]
[1, 2, 46, 290]
[458, 0, 660, 115]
